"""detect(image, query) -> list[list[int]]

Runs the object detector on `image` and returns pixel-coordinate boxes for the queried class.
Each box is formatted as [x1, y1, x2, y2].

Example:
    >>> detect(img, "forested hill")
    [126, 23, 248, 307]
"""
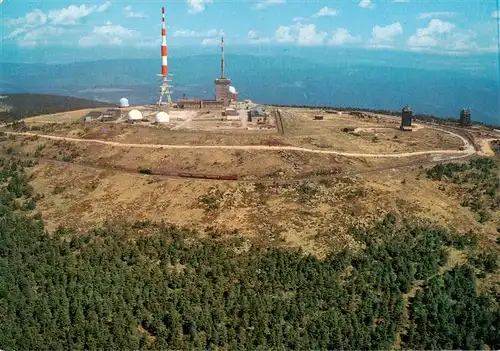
[0, 156, 499, 349]
[0, 94, 115, 122]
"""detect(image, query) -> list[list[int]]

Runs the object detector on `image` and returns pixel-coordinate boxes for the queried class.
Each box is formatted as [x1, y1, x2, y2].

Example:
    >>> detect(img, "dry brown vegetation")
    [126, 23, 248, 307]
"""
[279, 109, 463, 153]
[21, 158, 496, 257]
[17, 107, 465, 154]
[1, 107, 497, 257]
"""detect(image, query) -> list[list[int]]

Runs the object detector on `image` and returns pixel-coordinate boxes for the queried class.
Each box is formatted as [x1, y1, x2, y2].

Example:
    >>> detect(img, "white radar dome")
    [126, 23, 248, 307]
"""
[155, 111, 170, 124]
[119, 97, 129, 107]
[229, 86, 237, 94]
[127, 109, 143, 121]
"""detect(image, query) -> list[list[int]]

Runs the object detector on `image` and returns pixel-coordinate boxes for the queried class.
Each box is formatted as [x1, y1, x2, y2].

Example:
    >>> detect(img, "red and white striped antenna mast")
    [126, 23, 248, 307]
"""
[157, 6, 172, 106]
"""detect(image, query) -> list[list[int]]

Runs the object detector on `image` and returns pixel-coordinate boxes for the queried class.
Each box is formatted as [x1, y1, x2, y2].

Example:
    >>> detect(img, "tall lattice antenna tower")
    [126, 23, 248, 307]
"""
[157, 6, 172, 106]
[220, 36, 225, 79]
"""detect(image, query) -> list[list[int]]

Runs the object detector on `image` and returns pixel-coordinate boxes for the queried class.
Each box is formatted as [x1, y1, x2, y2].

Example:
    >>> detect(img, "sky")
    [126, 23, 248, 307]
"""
[1, 0, 499, 62]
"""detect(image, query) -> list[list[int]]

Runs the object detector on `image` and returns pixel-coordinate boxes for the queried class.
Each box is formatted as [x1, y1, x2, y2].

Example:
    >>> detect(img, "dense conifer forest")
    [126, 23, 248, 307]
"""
[0, 156, 499, 350]
[426, 158, 499, 224]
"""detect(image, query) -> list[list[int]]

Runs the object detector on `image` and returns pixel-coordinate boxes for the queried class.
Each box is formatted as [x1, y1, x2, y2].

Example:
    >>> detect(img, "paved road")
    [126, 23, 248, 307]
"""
[2, 127, 475, 159]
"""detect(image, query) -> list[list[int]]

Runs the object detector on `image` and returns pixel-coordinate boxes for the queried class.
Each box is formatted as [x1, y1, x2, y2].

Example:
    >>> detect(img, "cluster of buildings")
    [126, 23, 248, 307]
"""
[85, 7, 480, 132]
[399, 106, 473, 131]
[84, 109, 121, 122]
[83, 107, 171, 124]
[177, 37, 239, 109]
[125, 109, 171, 124]
[115, 7, 239, 113]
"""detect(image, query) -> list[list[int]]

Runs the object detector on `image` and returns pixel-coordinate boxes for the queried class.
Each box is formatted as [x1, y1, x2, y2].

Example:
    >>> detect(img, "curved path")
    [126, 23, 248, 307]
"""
[477, 138, 498, 156]
[3, 127, 475, 159]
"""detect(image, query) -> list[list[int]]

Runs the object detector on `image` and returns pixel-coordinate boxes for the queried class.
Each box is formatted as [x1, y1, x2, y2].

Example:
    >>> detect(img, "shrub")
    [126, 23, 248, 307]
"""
[199, 189, 224, 211]
[21, 197, 36, 211]
[297, 181, 318, 196]
[52, 186, 65, 195]
[138, 168, 152, 175]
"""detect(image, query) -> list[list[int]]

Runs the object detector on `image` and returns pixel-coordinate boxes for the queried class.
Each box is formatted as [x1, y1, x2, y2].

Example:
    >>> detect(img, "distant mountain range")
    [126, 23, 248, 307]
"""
[1, 53, 498, 125]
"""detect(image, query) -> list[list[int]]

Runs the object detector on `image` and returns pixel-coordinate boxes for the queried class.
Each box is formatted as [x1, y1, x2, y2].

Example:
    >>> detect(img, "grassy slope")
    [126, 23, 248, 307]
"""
[0, 94, 116, 122]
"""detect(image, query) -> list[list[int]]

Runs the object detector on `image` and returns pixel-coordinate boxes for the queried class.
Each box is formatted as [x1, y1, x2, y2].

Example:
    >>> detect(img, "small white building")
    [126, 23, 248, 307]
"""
[119, 97, 130, 107]
[127, 109, 143, 122]
[155, 111, 170, 124]
[224, 108, 239, 121]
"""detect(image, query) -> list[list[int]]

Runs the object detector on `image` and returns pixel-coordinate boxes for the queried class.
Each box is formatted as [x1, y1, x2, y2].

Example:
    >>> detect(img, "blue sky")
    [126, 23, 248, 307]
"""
[1, 0, 499, 62]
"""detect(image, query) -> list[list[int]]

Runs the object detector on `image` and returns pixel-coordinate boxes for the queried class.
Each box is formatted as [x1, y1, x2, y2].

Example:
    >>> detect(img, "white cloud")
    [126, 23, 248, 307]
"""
[247, 30, 272, 44]
[254, 0, 285, 10]
[79, 23, 139, 47]
[393, 0, 409, 2]
[207, 29, 221, 37]
[5, 2, 110, 41]
[93, 24, 137, 37]
[187, 0, 212, 14]
[492, 11, 500, 18]
[328, 28, 361, 45]
[312, 7, 338, 18]
[417, 19, 455, 36]
[275, 23, 327, 46]
[247, 30, 258, 39]
[6, 28, 29, 39]
[173, 29, 222, 38]
[123, 5, 148, 18]
[173, 29, 198, 37]
[5, 9, 47, 28]
[291, 6, 337, 23]
[97, 1, 111, 12]
[4, 9, 48, 39]
[275, 25, 295, 43]
[48, 4, 97, 25]
[296, 24, 327, 45]
[201, 37, 219, 45]
[20, 26, 65, 46]
[417, 12, 457, 20]
[358, 0, 375, 9]
[370, 22, 403, 45]
[406, 19, 485, 54]
[407, 35, 438, 48]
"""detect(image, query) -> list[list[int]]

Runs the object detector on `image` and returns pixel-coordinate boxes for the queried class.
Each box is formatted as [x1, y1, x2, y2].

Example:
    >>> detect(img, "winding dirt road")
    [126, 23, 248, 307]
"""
[2, 126, 476, 159]
[478, 138, 498, 156]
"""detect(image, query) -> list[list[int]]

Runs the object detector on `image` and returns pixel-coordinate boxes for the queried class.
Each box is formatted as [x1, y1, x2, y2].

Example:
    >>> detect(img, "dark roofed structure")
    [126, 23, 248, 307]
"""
[102, 109, 121, 121]
[84, 111, 103, 122]
[247, 105, 266, 119]
[460, 108, 472, 127]
[400, 105, 413, 131]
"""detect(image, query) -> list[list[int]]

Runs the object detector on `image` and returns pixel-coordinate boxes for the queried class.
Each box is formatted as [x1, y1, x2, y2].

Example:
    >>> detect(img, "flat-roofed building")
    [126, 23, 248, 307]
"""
[84, 111, 103, 122]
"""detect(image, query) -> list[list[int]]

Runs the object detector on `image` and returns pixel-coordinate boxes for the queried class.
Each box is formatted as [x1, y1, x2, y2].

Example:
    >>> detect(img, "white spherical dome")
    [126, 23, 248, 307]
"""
[127, 109, 143, 120]
[119, 97, 129, 107]
[229, 86, 237, 94]
[155, 111, 170, 123]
